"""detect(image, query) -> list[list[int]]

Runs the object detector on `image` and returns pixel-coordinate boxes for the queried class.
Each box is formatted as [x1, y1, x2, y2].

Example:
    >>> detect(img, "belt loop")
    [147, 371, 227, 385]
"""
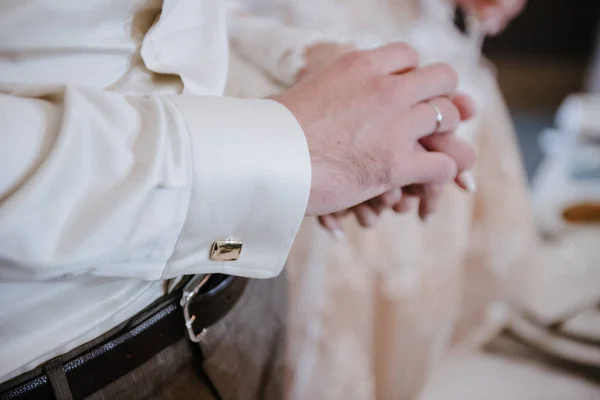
[42, 360, 73, 400]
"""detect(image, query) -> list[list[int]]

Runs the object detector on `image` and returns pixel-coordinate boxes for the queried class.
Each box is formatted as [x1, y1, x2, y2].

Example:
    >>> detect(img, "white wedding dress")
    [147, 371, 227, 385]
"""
[223, 1, 600, 399]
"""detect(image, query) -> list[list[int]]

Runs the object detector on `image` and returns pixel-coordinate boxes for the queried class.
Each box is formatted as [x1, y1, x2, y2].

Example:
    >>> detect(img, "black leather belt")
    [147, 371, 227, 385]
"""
[0, 274, 248, 400]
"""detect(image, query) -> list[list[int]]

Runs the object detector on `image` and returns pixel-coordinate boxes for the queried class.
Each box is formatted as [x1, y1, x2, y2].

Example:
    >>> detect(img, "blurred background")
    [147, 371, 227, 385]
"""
[482, 0, 600, 180]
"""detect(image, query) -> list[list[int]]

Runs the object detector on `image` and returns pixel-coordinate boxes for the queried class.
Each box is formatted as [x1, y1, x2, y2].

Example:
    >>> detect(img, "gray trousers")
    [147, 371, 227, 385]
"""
[87, 274, 287, 400]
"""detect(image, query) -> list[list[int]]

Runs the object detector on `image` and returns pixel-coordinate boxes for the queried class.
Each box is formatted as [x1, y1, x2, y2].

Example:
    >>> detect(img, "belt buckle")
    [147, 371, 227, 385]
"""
[180, 274, 211, 343]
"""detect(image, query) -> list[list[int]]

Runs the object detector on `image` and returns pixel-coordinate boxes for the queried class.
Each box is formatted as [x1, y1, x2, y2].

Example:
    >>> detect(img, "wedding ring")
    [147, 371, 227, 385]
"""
[429, 103, 443, 134]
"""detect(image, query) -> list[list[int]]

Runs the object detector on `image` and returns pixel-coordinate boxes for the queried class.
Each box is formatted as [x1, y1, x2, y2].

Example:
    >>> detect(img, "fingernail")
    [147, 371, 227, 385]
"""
[389, 188, 403, 205]
[457, 171, 477, 193]
[331, 228, 345, 241]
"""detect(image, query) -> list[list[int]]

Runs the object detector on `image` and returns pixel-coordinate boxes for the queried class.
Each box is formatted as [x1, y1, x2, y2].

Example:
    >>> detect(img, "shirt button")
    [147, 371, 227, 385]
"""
[210, 239, 243, 261]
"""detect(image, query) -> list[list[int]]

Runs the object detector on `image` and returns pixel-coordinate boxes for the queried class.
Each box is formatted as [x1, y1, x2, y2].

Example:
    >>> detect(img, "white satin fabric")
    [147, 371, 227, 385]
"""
[0, 0, 311, 381]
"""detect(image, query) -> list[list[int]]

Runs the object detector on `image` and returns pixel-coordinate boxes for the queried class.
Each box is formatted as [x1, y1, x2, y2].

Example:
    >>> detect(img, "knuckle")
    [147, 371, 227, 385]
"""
[386, 42, 420, 70]
[435, 62, 459, 88]
[337, 51, 360, 69]
[397, 42, 420, 65]
[339, 50, 373, 71]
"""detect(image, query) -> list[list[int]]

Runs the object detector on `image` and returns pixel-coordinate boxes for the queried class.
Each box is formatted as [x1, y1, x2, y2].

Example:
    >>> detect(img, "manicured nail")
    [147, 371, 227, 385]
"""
[331, 228, 345, 241]
[457, 171, 477, 193]
[388, 188, 402, 204]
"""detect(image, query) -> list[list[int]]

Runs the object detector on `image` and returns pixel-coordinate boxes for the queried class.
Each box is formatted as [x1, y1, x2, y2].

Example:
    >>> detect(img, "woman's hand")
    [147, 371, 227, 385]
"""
[456, 0, 527, 35]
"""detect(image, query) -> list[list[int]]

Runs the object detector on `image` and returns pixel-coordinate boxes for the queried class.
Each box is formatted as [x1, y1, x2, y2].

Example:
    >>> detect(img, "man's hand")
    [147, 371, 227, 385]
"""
[297, 42, 355, 82]
[272, 43, 477, 217]
[318, 92, 478, 236]
[298, 42, 477, 232]
[456, 0, 527, 35]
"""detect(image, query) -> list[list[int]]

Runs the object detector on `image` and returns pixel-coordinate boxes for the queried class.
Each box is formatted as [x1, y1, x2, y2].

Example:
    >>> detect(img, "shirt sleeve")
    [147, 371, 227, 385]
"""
[0, 85, 311, 281]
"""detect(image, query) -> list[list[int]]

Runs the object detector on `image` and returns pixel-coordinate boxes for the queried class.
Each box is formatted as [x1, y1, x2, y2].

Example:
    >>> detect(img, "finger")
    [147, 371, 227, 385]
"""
[451, 93, 477, 121]
[379, 188, 403, 208]
[416, 135, 478, 193]
[318, 215, 345, 240]
[392, 194, 419, 214]
[351, 42, 420, 75]
[402, 184, 422, 197]
[419, 134, 477, 173]
[353, 203, 378, 228]
[402, 184, 442, 221]
[368, 187, 403, 213]
[409, 96, 462, 138]
[403, 151, 458, 186]
[455, 170, 477, 193]
[417, 184, 443, 222]
[367, 197, 384, 215]
[399, 62, 459, 104]
[333, 210, 349, 218]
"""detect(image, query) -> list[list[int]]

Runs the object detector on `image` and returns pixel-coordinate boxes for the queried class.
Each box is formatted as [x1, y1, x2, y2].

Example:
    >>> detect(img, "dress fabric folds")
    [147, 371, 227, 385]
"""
[225, 1, 539, 398]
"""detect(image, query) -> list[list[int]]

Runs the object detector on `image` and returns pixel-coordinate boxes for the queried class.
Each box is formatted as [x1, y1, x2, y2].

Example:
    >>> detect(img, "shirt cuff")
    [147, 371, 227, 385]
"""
[162, 96, 311, 279]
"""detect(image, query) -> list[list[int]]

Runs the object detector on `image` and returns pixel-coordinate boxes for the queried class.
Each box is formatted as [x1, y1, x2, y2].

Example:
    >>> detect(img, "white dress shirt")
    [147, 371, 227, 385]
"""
[0, 0, 311, 382]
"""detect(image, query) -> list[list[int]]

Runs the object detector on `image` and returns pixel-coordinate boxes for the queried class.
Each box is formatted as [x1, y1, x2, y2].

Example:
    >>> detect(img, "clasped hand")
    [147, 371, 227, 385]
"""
[273, 42, 478, 236]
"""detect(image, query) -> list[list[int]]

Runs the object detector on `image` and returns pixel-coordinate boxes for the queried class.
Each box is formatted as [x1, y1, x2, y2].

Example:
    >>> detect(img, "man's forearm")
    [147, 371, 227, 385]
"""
[0, 88, 310, 281]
